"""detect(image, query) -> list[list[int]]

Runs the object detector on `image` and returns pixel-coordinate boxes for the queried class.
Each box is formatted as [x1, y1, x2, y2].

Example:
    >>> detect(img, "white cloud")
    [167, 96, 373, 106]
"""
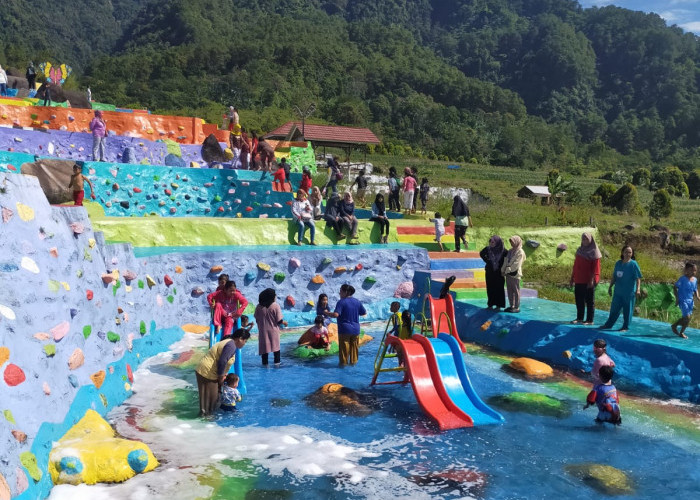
[679, 21, 700, 33]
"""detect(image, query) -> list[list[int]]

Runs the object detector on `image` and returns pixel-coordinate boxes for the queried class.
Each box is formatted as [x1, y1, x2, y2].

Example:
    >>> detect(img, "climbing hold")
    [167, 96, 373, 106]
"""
[364, 276, 377, 284]
[245, 206, 253, 212]
[12, 429, 27, 443]
[20, 257, 39, 274]
[51, 321, 70, 342]
[158, 201, 166, 207]
[70, 222, 84, 235]
[90, 370, 106, 389]
[120, 201, 130, 209]
[394, 281, 414, 298]
[289, 257, 301, 268]
[4, 364, 26, 386]
[355, 263, 363, 271]
[164, 275, 174, 287]
[112, 183, 119, 191]
[191, 287, 205, 296]
[175, 266, 183, 274]
[83, 326, 92, 339]
[244, 270, 256, 282]
[33, 333, 49, 341]
[139, 321, 147, 335]
[164, 189, 172, 196]
[101, 273, 115, 284]
[44, 345, 56, 357]
[274, 272, 285, 282]
[480, 321, 492, 331]
[322, 257, 332, 265]
[273, 202, 282, 208]
[122, 270, 137, 282]
[285, 295, 295, 307]
[68, 349, 85, 370]
[107, 332, 120, 343]
[307, 300, 315, 307]
[49, 247, 59, 258]
[86, 290, 94, 300]
[562, 350, 572, 359]
[169, 207, 177, 214]
[213, 195, 222, 202]
[257, 262, 271, 272]
[0, 304, 16, 320]
[146, 275, 156, 288]
[210, 265, 223, 273]
[217, 206, 225, 212]
[311, 275, 325, 284]
[0, 347, 8, 367]
[334, 267, 347, 273]
[20, 452, 41, 482]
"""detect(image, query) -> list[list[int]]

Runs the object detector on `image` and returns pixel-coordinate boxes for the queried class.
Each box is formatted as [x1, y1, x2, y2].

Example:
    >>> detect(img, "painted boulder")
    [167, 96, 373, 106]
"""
[565, 463, 634, 495]
[508, 357, 553, 379]
[305, 383, 375, 416]
[488, 392, 571, 418]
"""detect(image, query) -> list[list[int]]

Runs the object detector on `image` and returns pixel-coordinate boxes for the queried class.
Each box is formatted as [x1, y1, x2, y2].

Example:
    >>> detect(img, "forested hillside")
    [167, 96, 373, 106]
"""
[1, 0, 700, 174]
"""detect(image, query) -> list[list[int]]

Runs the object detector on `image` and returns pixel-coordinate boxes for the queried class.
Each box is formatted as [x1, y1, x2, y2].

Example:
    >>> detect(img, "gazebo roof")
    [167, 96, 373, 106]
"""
[265, 122, 380, 146]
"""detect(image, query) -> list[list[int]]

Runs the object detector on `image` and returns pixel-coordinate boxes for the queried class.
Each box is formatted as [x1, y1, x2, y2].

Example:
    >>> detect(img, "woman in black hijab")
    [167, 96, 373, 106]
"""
[449, 195, 472, 252]
[479, 235, 507, 310]
[323, 193, 345, 237]
[370, 193, 390, 243]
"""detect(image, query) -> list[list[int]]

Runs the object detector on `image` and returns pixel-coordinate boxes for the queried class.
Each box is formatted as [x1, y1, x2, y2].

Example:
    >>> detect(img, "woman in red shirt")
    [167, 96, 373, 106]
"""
[569, 232, 602, 324]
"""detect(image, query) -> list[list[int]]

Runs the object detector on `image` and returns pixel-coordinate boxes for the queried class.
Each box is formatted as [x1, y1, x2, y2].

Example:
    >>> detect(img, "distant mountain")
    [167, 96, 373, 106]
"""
[2, 0, 700, 172]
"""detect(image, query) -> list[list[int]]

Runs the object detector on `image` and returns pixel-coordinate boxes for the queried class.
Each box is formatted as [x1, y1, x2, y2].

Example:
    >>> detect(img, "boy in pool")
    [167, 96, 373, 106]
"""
[240, 315, 255, 334]
[584, 365, 621, 425]
[671, 262, 699, 339]
[591, 339, 615, 385]
[389, 301, 402, 337]
[220, 373, 242, 412]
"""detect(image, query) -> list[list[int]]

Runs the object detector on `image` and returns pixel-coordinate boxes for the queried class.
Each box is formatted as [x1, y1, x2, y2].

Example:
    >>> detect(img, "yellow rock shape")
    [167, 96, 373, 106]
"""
[480, 320, 492, 331]
[562, 350, 572, 359]
[257, 262, 271, 272]
[334, 266, 347, 273]
[305, 383, 374, 416]
[49, 409, 158, 485]
[16, 202, 34, 221]
[146, 275, 156, 288]
[90, 370, 106, 389]
[0, 346, 9, 368]
[175, 266, 183, 274]
[182, 324, 210, 334]
[61, 282, 70, 291]
[88, 238, 96, 249]
[307, 300, 315, 307]
[509, 357, 553, 379]
[311, 275, 325, 284]
[565, 463, 634, 495]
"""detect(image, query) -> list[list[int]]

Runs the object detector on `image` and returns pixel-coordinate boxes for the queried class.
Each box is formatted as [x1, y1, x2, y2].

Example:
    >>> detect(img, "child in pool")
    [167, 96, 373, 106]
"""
[240, 314, 255, 334]
[671, 262, 699, 339]
[584, 365, 621, 425]
[389, 301, 402, 336]
[316, 293, 332, 327]
[429, 212, 446, 252]
[308, 315, 331, 350]
[399, 310, 413, 340]
[591, 338, 615, 385]
[220, 373, 242, 412]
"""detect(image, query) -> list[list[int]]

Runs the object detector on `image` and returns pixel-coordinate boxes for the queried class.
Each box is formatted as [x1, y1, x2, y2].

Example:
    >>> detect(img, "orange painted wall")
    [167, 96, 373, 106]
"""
[0, 105, 211, 144]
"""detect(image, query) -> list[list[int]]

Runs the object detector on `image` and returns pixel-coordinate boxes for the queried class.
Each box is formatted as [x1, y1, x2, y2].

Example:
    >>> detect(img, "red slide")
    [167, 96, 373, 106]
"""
[387, 335, 473, 430]
[428, 294, 466, 352]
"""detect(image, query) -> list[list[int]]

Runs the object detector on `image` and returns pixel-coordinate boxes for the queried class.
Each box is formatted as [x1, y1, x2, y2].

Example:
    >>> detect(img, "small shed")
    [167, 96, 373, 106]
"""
[518, 185, 551, 204]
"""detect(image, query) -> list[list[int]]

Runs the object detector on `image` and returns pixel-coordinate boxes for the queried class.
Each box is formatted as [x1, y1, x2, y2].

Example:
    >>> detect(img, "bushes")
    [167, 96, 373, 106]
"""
[591, 182, 617, 206]
[648, 189, 672, 220]
[609, 182, 644, 214]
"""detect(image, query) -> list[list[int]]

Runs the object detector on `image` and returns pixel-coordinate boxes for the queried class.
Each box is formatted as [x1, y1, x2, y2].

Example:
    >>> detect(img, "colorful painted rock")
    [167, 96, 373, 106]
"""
[163, 275, 173, 286]
[286, 295, 295, 307]
[68, 349, 85, 370]
[257, 262, 271, 272]
[311, 275, 325, 284]
[3, 364, 25, 386]
[334, 267, 347, 273]
[210, 265, 223, 273]
[289, 257, 301, 268]
[146, 275, 156, 288]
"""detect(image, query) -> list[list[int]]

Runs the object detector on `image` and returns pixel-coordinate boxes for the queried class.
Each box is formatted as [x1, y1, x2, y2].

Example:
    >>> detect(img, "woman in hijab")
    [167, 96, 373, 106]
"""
[569, 232, 603, 324]
[254, 288, 287, 366]
[501, 235, 526, 313]
[340, 191, 359, 242]
[89, 110, 107, 162]
[370, 192, 390, 243]
[449, 195, 472, 252]
[480, 235, 507, 310]
[323, 193, 344, 237]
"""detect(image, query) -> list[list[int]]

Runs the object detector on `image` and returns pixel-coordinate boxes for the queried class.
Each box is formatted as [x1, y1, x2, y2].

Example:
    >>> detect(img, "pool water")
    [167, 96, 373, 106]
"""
[49, 323, 700, 500]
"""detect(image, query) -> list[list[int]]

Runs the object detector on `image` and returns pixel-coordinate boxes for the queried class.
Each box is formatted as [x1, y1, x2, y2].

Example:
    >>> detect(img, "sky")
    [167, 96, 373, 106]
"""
[578, 0, 700, 35]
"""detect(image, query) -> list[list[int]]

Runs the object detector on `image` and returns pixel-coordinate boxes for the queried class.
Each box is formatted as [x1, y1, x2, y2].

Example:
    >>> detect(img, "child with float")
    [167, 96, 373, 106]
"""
[584, 365, 621, 425]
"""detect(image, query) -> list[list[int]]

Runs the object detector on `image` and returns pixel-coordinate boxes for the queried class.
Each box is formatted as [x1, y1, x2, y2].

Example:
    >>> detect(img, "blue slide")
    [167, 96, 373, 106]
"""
[431, 333, 503, 425]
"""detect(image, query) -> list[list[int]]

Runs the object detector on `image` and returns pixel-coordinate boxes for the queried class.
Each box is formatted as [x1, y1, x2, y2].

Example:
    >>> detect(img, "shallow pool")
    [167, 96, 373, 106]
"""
[49, 323, 700, 499]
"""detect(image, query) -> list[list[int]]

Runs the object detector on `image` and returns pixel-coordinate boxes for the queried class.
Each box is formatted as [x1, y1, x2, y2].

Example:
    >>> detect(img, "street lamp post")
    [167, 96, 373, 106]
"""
[293, 103, 316, 139]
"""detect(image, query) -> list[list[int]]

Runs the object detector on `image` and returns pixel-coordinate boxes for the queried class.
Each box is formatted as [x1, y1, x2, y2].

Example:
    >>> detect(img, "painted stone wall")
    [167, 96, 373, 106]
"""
[0, 173, 424, 498]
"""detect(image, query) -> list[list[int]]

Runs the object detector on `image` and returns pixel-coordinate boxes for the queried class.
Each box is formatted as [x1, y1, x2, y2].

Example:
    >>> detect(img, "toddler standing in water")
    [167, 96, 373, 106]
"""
[671, 262, 699, 339]
[220, 373, 242, 411]
[584, 365, 621, 425]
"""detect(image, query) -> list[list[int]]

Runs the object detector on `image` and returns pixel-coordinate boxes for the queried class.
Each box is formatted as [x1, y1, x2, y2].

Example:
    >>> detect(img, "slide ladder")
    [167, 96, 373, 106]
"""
[370, 317, 408, 386]
[428, 293, 466, 353]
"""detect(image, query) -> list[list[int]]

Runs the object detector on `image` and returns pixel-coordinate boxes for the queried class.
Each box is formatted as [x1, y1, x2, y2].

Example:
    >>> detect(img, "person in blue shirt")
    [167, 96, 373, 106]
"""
[584, 365, 621, 425]
[328, 284, 367, 366]
[671, 262, 699, 339]
[601, 245, 643, 332]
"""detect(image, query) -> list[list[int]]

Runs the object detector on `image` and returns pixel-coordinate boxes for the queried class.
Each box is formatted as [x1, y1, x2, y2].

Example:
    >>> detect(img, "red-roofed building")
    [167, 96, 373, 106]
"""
[265, 122, 380, 148]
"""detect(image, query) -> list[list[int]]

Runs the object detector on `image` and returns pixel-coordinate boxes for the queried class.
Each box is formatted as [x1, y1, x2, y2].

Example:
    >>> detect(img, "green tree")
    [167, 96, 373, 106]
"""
[592, 182, 617, 206]
[648, 189, 673, 220]
[686, 171, 700, 199]
[610, 182, 644, 215]
[631, 167, 651, 187]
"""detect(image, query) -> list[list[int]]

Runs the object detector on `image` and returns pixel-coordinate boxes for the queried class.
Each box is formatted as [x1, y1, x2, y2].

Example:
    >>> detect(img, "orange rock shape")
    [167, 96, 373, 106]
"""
[86, 290, 94, 300]
[175, 266, 183, 274]
[101, 273, 115, 284]
[68, 348, 85, 370]
[0, 346, 8, 368]
[210, 265, 223, 273]
[11, 430, 26, 443]
[311, 275, 325, 284]
[509, 357, 554, 378]
[91, 370, 106, 389]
